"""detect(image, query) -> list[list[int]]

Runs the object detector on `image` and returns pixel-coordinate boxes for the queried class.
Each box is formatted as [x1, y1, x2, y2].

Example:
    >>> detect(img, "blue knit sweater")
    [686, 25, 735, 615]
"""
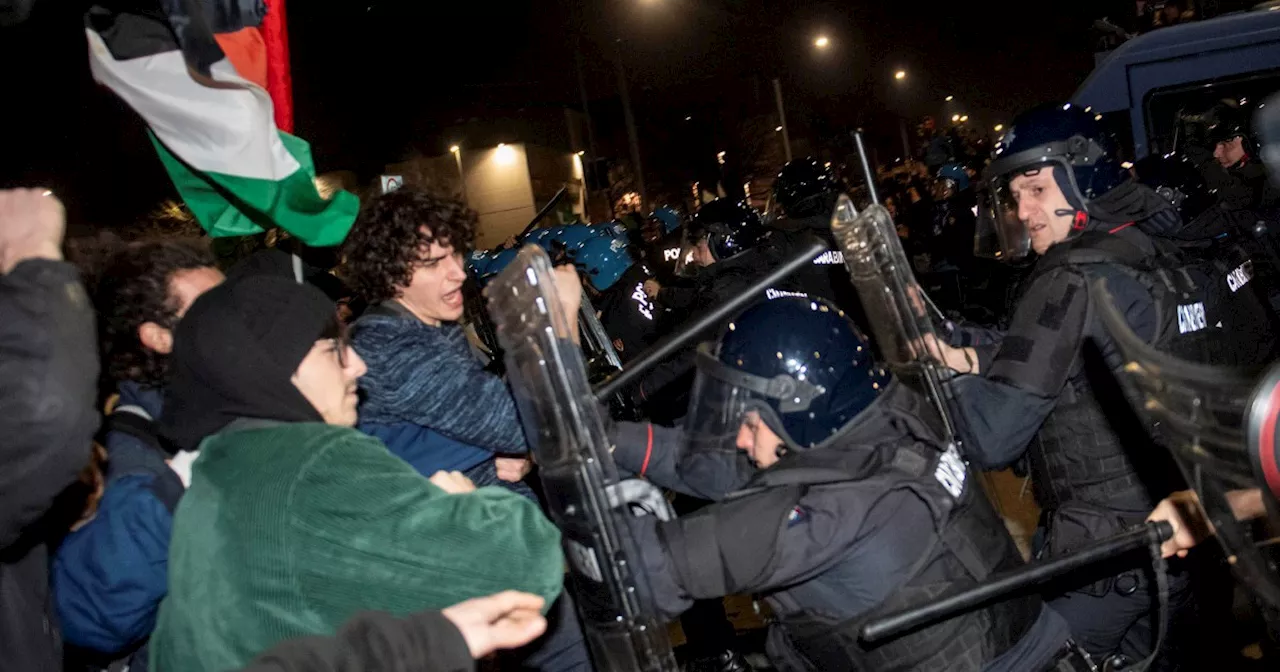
[352, 311, 528, 474]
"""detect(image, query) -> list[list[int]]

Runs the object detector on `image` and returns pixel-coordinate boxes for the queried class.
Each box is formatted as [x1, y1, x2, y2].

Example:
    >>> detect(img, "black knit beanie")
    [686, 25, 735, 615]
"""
[161, 275, 339, 451]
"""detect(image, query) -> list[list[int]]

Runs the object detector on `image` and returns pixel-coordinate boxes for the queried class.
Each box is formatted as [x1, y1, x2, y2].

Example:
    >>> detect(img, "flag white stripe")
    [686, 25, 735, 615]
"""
[86, 28, 301, 182]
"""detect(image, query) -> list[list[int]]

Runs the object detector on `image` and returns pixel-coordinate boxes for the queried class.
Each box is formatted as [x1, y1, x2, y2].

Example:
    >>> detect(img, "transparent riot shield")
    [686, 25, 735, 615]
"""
[1092, 277, 1280, 619]
[485, 245, 678, 672]
[829, 193, 963, 444]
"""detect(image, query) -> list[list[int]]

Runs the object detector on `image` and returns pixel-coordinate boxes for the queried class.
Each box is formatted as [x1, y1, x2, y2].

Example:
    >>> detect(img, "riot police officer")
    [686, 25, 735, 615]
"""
[1207, 105, 1279, 216]
[642, 198, 769, 321]
[611, 296, 1080, 671]
[930, 103, 1214, 668]
[574, 235, 659, 364]
[630, 198, 774, 417]
[639, 207, 687, 285]
[1135, 151, 1280, 359]
[768, 158, 862, 317]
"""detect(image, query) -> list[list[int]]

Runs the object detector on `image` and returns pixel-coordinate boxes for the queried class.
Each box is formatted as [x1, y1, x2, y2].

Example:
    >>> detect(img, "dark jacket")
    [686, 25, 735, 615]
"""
[353, 307, 528, 476]
[595, 264, 659, 363]
[0, 259, 100, 672]
[240, 610, 474, 672]
[638, 250, 774, 403]
[53, 383, 180, 670]
[613, 385, 1070, 672]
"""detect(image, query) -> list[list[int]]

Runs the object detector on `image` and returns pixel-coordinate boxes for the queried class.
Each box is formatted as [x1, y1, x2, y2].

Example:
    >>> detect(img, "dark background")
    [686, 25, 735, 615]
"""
[0, 0, 1131, 231]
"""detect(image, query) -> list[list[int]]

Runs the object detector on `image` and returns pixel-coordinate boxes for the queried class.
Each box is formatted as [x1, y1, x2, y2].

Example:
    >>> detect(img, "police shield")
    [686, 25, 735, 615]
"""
[829, 193, 963, 443]
[485, 245, 678, 672]
[1092, 277, 1280, 620]
[579, 292, 624, 372]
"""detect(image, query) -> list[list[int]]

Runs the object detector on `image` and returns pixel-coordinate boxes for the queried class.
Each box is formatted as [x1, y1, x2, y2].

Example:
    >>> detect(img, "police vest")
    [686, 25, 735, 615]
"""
[737, 438, 1040, 671]
[1024, 231, 1242, 569]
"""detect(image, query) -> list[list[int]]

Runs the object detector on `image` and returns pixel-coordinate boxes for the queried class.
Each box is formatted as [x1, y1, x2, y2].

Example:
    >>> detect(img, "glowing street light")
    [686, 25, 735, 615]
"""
[951, 114, 961, 122]
[993, 124, 1004, 132]
[959, 115, 969, 123]
[814, 35, 830, 49]
[945, 95, 954, 102]
[717, 151, 726, 165]
[495, 143, 517, 166]
[894, 70, 907, 81]
[449, 145, 460, 154]
[775, 126, 784, 132]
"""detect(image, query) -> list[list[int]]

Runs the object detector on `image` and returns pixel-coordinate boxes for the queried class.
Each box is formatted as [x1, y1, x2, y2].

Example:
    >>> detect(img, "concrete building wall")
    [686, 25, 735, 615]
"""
[461, 143, 537, 249]
[385, 143, 587, 249]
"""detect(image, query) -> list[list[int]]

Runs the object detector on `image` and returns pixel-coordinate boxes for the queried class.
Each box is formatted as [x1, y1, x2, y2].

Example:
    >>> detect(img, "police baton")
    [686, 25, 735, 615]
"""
[593, 237, 830, 402]
[517, 187, 568, 239]
[859, 521, 1174, 643]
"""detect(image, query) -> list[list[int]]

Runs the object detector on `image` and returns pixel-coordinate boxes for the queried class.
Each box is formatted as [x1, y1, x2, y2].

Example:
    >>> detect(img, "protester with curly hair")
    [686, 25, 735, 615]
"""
[51, 238, 223, 670]
[342, 189, 536, 489]
[342, 188, 591, 671]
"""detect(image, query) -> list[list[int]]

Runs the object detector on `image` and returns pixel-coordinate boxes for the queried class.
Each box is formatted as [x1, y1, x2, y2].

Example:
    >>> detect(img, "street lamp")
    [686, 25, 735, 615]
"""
[449, 145, 468, 206]
[894, 70, 907, 81]
[945, 95, 954, 102]
[814, 35, 830, 49]
[775, 126, 783, 132]
[959, 115, 969, 123]
[993, 124, 1004, 132]
[495, 142, 517, 166]
[951, 114, 961, 122]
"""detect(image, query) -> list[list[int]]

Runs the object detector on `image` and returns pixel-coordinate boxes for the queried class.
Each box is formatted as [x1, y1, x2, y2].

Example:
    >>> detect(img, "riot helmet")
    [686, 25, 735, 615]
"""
[690, 198, 765, 262]
[479, 246, 520, 286]
[590, 220, 630, 243]
[977, 103, 1129, 260]
[549, 224, 601, 260]
[466, 248, 494, 278]
[773, 157, 840, 219]
[525, 227, 558, 247]
[1208, 106, 1257, 168]
[685, 296, 890, 464]
[574, 235, 634, 291]
[650, 207, 682, 235]
[933, 163, 971, 200]
[1133, 153, 1217, 224]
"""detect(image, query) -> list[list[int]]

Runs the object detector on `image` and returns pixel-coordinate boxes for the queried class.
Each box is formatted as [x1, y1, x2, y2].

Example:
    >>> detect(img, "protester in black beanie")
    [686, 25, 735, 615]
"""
[161, 275, 339, 451]
[148, 274, 566, 672]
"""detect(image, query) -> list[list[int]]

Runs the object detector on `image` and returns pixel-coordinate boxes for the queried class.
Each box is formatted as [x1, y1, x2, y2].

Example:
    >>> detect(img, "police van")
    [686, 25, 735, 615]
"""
[1072, 4, 1280, 160]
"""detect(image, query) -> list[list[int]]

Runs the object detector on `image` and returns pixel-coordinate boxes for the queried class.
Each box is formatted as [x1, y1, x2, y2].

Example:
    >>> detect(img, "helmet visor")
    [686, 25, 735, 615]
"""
[974, 174, 1032, 261]
[683, 344, 825, 458]
[683, 358, 755, 459]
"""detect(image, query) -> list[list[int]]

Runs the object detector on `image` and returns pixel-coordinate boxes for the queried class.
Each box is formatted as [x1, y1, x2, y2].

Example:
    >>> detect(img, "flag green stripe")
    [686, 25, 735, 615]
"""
[150, 131, 358, 247]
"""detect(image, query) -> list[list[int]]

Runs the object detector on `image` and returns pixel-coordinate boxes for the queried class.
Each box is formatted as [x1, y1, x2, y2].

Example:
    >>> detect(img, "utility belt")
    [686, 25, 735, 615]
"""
[765, 588, 1039, 672]
[1039, 503, 1156, 598]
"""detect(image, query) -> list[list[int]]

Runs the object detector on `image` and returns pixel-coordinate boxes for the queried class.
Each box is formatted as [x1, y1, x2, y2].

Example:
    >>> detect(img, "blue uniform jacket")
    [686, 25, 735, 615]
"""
[52, 383, 182, 668]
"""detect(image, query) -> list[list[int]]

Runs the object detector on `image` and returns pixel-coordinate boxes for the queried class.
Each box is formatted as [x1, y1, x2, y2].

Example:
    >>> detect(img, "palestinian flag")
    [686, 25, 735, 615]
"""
[85, 1, 356, 247]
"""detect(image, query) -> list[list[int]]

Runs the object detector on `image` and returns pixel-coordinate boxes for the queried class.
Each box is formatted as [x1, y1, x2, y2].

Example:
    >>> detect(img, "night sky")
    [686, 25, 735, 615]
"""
[1, 0, 1120, 232]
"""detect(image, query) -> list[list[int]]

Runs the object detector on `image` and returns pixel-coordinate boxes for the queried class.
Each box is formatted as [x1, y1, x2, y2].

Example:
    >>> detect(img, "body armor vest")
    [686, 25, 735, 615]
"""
[740, 436, 1041, 671]
[1026, 231, 1215, 557]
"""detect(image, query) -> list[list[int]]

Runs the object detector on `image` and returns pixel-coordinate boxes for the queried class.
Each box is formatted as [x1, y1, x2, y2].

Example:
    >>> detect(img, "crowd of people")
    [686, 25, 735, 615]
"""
[2, 92, 1280, 672]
